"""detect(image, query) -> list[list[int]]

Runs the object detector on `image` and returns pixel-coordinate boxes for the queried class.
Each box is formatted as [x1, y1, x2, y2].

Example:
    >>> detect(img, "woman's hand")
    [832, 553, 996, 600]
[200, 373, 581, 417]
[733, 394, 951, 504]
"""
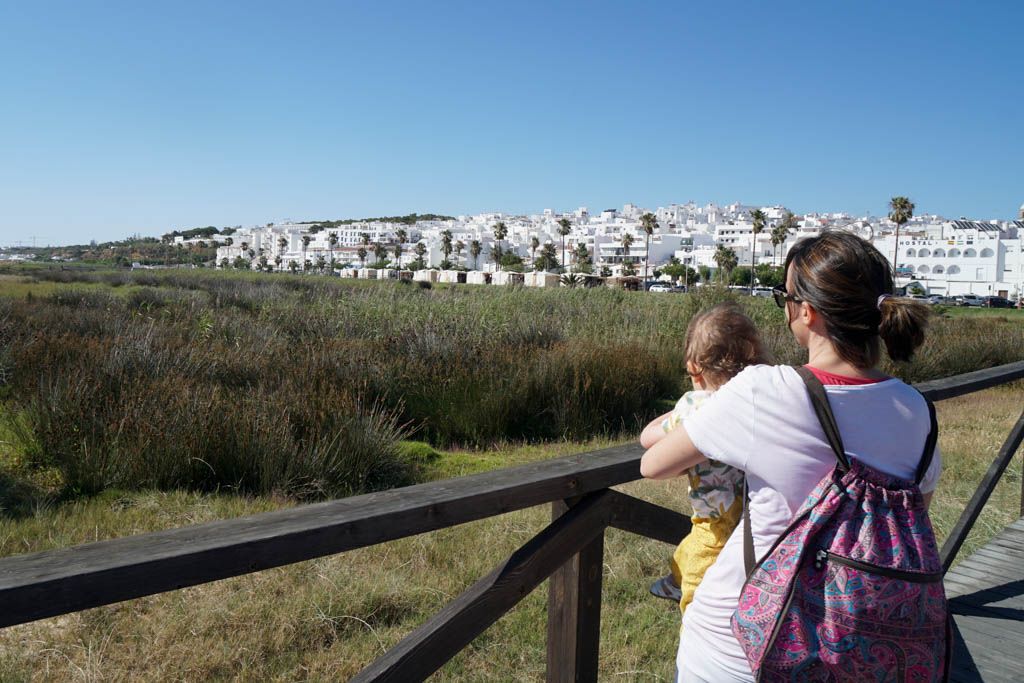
[640, 424, 708, 480]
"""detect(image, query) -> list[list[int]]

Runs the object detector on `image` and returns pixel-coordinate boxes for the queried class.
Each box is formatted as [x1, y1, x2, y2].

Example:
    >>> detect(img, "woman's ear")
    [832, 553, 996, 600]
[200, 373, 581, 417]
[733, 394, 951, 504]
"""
[802, 301, 819, 329]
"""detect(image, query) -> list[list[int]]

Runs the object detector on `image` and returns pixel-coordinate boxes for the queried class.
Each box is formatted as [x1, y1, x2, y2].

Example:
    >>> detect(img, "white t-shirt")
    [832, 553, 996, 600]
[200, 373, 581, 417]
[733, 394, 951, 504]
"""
[675, 365, 941, 683]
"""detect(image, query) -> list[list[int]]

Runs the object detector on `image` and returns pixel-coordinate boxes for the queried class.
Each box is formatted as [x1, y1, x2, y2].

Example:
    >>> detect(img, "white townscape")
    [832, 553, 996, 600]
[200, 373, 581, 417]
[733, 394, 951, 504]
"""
[212, 201, 1024, 300]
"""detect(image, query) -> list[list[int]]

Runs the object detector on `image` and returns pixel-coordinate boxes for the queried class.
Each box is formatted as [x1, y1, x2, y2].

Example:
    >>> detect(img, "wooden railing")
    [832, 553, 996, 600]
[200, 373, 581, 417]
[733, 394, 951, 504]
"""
[1, 360, 1023, 681]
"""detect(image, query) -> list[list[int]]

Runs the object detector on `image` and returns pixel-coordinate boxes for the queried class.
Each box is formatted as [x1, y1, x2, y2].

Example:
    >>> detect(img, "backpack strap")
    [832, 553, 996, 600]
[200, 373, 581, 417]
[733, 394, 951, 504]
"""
[742, 478, 755, 576]
[914, 397, 939, 486]
[794, 366, 851, 472]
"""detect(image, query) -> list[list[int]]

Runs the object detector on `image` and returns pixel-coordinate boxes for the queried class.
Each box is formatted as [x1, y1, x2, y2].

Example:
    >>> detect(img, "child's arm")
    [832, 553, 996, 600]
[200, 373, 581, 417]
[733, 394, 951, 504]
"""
[640, 424, 708, 480]
[640, 411, 675, 448]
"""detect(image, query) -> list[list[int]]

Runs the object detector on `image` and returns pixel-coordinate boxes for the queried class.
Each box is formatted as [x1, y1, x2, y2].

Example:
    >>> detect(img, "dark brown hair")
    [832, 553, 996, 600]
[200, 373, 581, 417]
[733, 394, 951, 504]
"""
[784, 232, 929, 367]
[686, 303, 771, 387]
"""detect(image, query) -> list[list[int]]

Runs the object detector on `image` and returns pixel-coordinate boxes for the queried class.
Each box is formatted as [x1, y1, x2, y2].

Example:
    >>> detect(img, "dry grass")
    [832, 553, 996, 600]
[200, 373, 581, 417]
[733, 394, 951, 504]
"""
[1, 382, 1022, 681]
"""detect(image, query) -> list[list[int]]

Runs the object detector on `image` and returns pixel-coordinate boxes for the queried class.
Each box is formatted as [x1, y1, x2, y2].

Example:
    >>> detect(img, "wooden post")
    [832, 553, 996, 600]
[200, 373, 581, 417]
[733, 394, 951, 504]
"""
[546, 498, 605, 682]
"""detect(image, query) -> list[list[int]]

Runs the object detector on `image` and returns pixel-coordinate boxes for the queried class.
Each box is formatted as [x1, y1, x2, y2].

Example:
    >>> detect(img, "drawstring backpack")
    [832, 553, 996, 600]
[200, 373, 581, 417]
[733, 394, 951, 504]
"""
[732, 366, 950, 682]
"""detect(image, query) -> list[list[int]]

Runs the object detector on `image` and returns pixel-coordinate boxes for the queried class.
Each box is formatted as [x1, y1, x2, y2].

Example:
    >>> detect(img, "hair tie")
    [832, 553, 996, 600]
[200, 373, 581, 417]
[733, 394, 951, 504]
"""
[877, 294, 892, 310]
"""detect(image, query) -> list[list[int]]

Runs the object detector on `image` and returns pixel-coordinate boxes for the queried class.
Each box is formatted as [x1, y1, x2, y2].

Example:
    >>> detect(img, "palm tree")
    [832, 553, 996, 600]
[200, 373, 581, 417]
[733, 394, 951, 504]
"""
[316, 254, 326, 273]
[277, 235, 287, 261]
[748, 209, 766, 293]
[714, 245, 738, 283]
[414, 241, 427, 269]
[573, 242, 592, 273]
[469, 240, 482, 270]
[639, 212, 658, 284]
[454, 240, 465, 268]
[441, 229, 453, 267]
[493, 222, 508, 271]
[771, 211, 796, 266]
[556, 218, 572, 273]
[288, 260, 299, 274]
[620, 232, 635, 267]
[357, 246, 368, 268]
[301, 235, 311, 273]
[359, 232, 370, 248]
[394, 228, 407, 268]
[889, 196, 915, 284]
[373, 242, 387, 267]
[530, 235, 540, 269]
[328, 232, 339, 271]
[258, 254, 269, 271]
[274, 254, 283, 271]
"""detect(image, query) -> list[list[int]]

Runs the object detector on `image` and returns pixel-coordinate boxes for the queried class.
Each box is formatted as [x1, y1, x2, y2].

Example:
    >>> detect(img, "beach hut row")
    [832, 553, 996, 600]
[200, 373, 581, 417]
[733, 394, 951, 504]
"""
[340, 268, 634, 289]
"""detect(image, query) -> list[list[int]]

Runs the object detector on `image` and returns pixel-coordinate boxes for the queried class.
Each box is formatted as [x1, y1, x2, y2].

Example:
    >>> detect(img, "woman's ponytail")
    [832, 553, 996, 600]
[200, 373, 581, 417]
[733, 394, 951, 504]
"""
[878, 296, 929, 362]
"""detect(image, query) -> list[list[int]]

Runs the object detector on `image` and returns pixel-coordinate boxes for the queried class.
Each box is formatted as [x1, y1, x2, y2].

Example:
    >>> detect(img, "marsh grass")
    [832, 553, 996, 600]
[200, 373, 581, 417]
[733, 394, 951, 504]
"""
[1, 267, 1022, 501]
[0, 384, 1021, 681]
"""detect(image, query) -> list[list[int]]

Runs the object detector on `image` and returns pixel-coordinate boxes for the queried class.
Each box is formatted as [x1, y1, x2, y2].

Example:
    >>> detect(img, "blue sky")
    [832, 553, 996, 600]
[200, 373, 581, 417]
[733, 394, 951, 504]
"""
[1, 1, 1021, 245]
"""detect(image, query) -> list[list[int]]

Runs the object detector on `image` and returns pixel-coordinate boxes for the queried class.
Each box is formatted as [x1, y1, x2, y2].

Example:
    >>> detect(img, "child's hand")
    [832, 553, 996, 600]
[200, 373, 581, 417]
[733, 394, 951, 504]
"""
[640, 411, 676, 448]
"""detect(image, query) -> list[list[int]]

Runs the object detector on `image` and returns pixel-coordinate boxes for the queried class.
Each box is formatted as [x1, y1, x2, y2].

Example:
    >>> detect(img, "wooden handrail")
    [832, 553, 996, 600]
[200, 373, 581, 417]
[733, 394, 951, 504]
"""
[0, 443, 642, 629]
[914, 360, 1024, 402]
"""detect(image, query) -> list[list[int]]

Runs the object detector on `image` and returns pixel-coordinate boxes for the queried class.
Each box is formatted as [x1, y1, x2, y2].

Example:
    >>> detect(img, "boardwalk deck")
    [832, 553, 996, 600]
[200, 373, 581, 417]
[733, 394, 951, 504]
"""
[946, 517, 1024, 682]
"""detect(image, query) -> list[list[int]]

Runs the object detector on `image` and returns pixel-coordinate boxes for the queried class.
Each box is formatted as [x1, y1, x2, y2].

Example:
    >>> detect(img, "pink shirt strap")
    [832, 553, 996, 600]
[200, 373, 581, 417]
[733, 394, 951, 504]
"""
[803, 365, 888, 386]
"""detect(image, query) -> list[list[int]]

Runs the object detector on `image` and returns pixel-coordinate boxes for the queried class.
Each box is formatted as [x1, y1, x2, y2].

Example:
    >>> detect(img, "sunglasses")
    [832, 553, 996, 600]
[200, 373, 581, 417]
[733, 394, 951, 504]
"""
[772, 286, 804, 309]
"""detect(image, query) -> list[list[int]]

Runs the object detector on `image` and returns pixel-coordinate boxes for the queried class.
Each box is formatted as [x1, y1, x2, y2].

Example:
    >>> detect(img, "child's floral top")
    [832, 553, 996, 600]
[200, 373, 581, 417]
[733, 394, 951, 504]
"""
[662, 390, 745, 522]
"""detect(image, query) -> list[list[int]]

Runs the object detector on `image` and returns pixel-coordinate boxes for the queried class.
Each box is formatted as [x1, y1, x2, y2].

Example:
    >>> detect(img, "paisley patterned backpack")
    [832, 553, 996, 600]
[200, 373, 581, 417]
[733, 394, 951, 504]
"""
[732, 366, 950, 682]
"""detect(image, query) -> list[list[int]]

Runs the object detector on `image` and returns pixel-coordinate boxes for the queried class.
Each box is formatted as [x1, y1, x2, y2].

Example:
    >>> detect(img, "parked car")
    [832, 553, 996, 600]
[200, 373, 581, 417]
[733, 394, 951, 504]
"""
[925, 295, 948, 305]
[953, 294, 985, 307]
[750, 287, 774, 298]
[648, 283, 672, 293]
[982, 296, 1014, 308]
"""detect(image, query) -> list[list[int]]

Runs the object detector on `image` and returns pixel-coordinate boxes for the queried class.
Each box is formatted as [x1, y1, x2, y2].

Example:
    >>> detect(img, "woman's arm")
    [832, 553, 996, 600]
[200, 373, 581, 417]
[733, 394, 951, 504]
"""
[639, 411, 675, 449]
[640, 423, 709, 480]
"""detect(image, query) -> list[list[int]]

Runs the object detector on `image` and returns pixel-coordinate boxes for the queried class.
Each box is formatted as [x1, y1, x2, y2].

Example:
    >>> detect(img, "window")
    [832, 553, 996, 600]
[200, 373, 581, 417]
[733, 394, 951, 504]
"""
[919, 248, 931, 257]
[949, 248, 961, 257]
[918, 265, 931, 274]
[947, 265, 961, 275]
[980, 248, 994, 257]
[934, 265, 944, 274]
[906, 248, 917, 257]
[964, 248, 977, 257]
[933, 248, 946, 257]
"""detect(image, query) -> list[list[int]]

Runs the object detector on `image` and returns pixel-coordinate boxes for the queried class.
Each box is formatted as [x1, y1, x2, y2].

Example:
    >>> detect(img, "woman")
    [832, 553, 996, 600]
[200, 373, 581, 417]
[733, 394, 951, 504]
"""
[641, 232, 938, 682]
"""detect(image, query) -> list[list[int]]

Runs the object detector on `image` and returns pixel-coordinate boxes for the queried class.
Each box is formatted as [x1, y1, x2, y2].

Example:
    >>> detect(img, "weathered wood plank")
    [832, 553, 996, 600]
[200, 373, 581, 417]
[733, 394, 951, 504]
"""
[350, 491, 613, 683]
[946, 606, 1024, 643]
[605, 490, 692, 546]
[945, 577, 1024, 604]
[0, 444, 643, 628]
[950, 623, 1024, 678]
[940, 409, 1024, 572]
[948, 615, 1021, 683]
[955, 557, 1024, 585]
[546, 499, 605, 683]
[961, 546, 1024, 574]
[915, 360, 1024, 402]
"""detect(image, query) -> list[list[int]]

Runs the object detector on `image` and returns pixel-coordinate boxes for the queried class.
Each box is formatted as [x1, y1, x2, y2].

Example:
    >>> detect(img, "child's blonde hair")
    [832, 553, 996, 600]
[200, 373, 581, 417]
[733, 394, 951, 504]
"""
[685, 303, 770, 388]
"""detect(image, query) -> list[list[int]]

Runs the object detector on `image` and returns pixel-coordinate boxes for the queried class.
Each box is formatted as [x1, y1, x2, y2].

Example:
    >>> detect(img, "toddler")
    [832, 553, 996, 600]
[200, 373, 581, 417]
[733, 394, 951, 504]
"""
[640, 303, 769, 616]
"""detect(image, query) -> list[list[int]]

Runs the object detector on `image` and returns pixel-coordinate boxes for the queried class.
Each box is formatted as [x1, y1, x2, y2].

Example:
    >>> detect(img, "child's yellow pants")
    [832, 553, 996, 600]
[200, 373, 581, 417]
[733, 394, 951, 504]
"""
[671, 509, 740, 615]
